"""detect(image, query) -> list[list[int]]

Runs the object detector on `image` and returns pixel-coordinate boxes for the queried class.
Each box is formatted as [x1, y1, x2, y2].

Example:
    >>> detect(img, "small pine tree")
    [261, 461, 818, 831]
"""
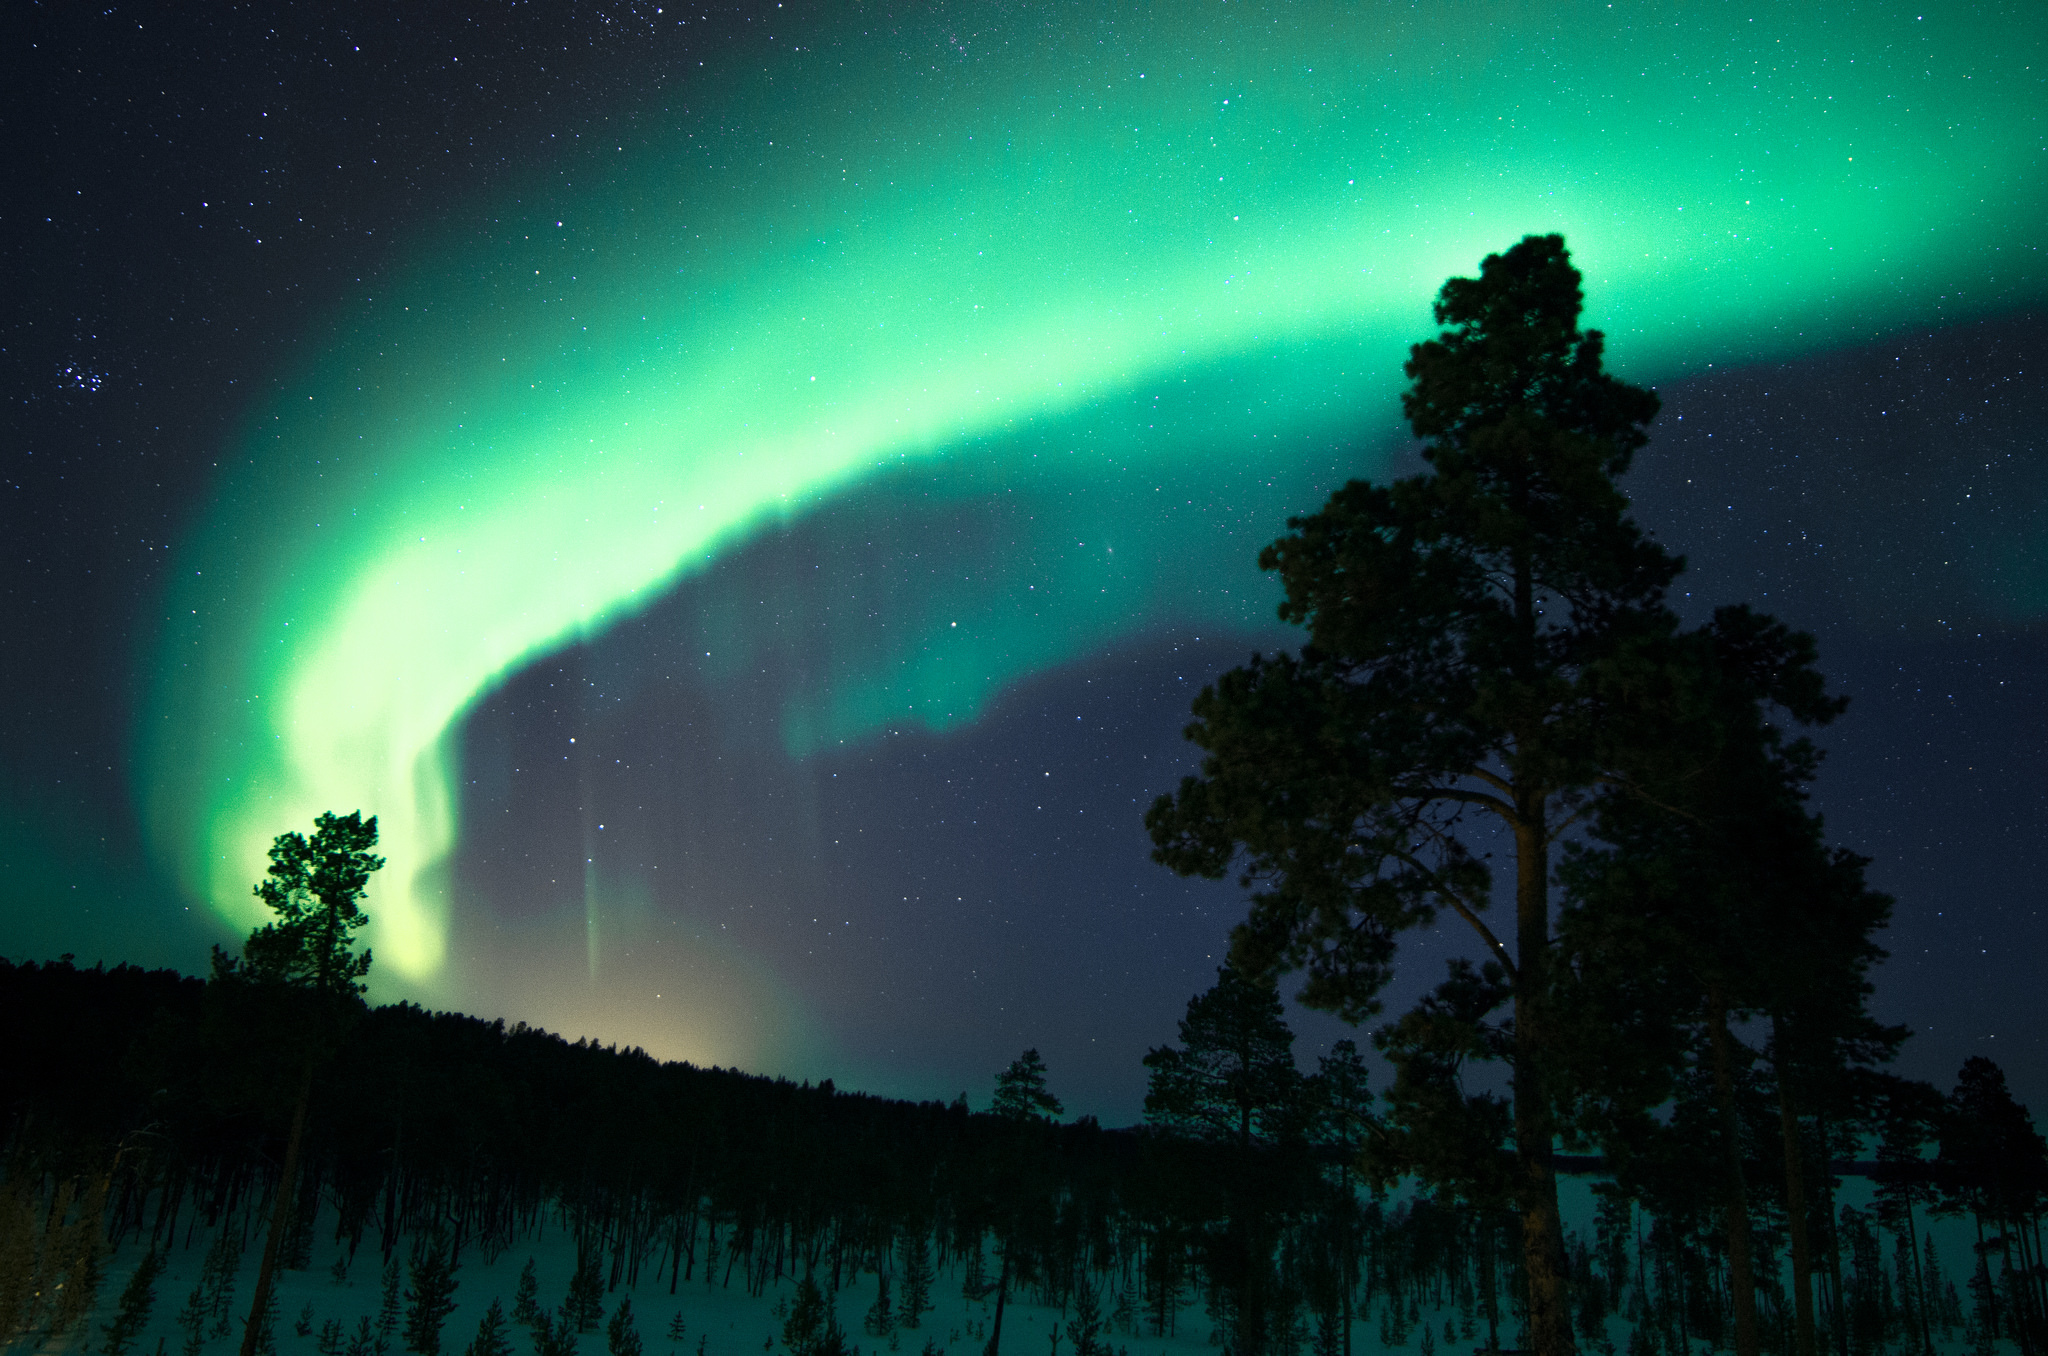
[665, 1315, 687, 1345]
[607, 1298, 643, 1356]
[897, 1236, 934, 1332]
[178, 1285, 209, 1356]
[563, 1252, 605, 1335]
[298, 1305, 318, 1339]
[513, 1263, 541, 1327]
[865, 1273, 895, 1337]
[991, 1051, 1064, 1122]
[785, 1278, 850, 1356]
[1066, 1281, 1106, 1356]
[348, 1318, 379, 1356]
[203, 1230, 245, 1336]
[403, 1235, 462, 1356]
[533, 1310, 579, 1356]
[103, 1251, 166, 1356]
[320, 1319, 346, 1356]
[244, 1286, 280, 1356]
[377, 1258, 404, 1353]
[467, 1300, 516, 1356]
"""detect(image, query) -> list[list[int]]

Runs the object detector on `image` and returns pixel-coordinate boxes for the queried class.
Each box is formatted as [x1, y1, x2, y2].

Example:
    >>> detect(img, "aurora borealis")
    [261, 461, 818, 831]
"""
[7, 0, 2046, 1118]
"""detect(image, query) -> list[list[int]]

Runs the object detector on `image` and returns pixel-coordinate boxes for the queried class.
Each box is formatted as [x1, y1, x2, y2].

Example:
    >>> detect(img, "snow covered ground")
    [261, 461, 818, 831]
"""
[74, 1207, 1227, 1356]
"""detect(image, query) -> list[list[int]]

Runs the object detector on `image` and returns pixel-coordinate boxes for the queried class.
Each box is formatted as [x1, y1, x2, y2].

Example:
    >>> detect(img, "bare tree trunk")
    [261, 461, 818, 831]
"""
[985, 1246, 1011, 1356]
[1999, 1214, 2034, 1356]
[1513, 815, 1575, 1356]
[1773, 1024, 1817, 1356]
[239, 1058, 315, 1356]
[1816, 1109, 1848, 1356]
[1707, 987, 1759, 1356]
[1901, 1196, 1934, 1356]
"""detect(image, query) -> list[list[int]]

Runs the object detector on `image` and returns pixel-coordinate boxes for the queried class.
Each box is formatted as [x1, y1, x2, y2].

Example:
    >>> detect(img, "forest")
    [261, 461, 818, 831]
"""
[3, 237, 2043, 1356]
[0, 955, 2040, 1356]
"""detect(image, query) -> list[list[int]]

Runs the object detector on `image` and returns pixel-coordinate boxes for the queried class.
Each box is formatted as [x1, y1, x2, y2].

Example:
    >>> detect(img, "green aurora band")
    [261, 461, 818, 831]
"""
[143, 0, 2045, 993]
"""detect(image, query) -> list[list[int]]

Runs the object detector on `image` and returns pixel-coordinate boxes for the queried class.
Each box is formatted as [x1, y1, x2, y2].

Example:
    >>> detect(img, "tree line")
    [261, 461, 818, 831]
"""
[0, 953, 2040, 1356]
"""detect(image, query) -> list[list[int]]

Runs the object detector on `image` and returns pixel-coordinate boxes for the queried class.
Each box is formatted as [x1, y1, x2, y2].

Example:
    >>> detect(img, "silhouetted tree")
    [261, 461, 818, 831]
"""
[865, 1272, 895, 1337]
[232, 810, 384, 1356]
[1145, 965, 1308, 1356]
[782, 1277, 849, 1356]
[403, 1231, 461, 1356]
[1146, 234, 1675, 1356]
[563, 1248, 606, 1334]
[467, 1301, 516, 1356]
[513, 1261, 541, 1326]
[992, 1050, 1065, 1122]
[1938, 1058, 2048, 1355]
[897, 1229, 935, 1329]
[605, 1297, 642, 1356]
[1143, 964, 1302, 1149]
[1873, 1080, 1948, 1356]
[101, 1247, 163, 1356]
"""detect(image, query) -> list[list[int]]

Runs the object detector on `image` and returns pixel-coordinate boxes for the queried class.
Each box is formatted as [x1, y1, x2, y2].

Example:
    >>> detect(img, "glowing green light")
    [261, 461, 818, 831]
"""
[140, 0, 2046, 1002]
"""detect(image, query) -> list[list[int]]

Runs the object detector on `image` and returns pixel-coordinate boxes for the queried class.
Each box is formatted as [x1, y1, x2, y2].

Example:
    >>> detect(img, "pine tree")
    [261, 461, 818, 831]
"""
[403, 1234, 462, 1356]
[513, 1262, 541, 1327]
[377, 1256, 404, 1353]
[230, 811, 383, 1356]
[562, 1251, 605, 1334]
[320, 1319, 346, 1356]
[178, 1284, 209, 1356]
[1142, 964, 1302, 1149]
[467, 1300, 517, 1356]
[991, 1052, 1064, 1122]
[531, 1311, 578, 1356]
[1147, 234, 1681, 1356]
[785, 1278, 850, 1356]
[348, 1318, 379, 1356]
[1066, 1280, 1107, 1356]
[897, 1234, 934, 1331]
[665, 1314, 687, 1345]
[865, 1272, 895, 1337]
[203, 1228, 245, 1332]
[606, 1297, 643, 1356]
[250, 1289, 282, 1356]
[103, 1250, 165, 1356]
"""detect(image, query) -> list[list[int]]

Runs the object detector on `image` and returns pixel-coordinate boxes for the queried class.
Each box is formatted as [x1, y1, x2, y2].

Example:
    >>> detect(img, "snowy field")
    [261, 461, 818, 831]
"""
[70, 1205, 1230, 1356]
[41, 1171, 2004, 1356]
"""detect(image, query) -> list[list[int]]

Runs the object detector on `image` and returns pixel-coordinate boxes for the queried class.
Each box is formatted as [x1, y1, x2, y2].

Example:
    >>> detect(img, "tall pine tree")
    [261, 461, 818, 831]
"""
[1148, 235, 1672, 1356]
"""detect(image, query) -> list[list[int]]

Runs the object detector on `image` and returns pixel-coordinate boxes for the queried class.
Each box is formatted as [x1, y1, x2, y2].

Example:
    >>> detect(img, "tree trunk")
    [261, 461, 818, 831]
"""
[1999, 1213, 2034, 1356]
[1816, 1108, 1848, 1356]
[985, 1246, 1011, 1356]
[1975, 1212, 2002, 1343]
[1902, 1196, 1934, 1356]
[1706, 987, 1759, 1356]
[1512, 814, 1575, 1356]
[239, 1057, 315, 1356]
[1773, 1025, 1817, 1356]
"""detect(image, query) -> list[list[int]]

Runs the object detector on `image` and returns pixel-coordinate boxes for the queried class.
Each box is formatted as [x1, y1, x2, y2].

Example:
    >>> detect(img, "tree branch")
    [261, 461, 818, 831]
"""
[1387, 846, 1520, 984]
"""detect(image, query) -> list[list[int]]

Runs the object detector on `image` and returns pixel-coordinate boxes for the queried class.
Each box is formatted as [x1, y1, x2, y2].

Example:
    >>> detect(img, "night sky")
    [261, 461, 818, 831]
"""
[5, 0, 2043, 1125]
